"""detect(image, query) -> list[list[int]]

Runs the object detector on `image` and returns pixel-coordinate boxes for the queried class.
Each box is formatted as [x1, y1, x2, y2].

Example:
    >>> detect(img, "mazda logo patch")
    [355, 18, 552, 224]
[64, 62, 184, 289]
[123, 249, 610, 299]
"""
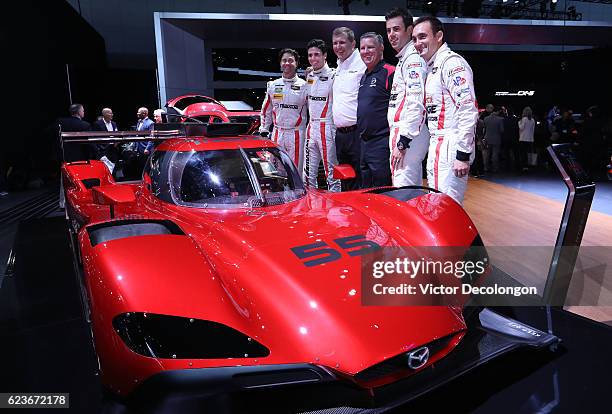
[407, 346, 430, 369]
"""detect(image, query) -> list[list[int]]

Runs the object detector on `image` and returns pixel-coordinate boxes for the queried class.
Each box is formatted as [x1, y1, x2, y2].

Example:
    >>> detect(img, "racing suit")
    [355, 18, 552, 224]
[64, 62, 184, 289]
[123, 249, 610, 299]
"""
[260, 75, 308, 173]
[304, 64, 340, 192]
[387, 41, 430, 187]
[424, 43, 478, 204]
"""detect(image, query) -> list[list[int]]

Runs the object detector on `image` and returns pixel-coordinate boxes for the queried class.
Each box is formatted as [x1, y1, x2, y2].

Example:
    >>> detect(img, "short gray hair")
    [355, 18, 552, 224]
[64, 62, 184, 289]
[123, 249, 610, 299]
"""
[153, 109, 166, 117]
[359, 32, 384, 47]
[332, 27, 355, 43]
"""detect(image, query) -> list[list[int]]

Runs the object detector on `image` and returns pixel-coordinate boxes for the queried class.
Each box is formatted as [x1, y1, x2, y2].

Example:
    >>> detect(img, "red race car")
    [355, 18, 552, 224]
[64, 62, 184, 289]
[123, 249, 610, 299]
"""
[166, 94, 261, 133]
[61, 124, 557, 411]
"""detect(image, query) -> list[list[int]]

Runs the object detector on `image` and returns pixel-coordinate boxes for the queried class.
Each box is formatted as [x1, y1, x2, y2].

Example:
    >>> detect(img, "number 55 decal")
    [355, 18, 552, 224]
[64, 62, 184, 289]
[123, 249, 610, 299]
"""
[290, 235, 381, 267]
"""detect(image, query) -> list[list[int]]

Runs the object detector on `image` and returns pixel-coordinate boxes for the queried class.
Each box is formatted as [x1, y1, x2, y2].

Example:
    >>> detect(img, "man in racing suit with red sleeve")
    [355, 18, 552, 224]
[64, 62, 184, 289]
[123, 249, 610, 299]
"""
[386, 8, 430, 188]
[413, 16, 478, 204]
[260, 48, 308, 173]
[303, 39, 340, 192]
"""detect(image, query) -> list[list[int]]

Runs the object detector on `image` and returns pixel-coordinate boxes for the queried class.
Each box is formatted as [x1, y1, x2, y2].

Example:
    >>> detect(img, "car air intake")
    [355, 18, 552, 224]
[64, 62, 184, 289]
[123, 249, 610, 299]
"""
[113, 313, 270, 359]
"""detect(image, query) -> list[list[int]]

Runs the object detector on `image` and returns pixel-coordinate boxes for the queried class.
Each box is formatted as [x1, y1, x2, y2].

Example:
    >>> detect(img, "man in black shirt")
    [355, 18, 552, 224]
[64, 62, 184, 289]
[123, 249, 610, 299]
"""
[357, 32, 395, 188]
[58, 103, 91, 162]
[57, 103, 90, 208]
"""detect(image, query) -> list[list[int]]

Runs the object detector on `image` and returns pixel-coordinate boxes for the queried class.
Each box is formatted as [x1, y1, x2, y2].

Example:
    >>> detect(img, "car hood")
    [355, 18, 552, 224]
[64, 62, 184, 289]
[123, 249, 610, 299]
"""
[163, 191, 471, 375]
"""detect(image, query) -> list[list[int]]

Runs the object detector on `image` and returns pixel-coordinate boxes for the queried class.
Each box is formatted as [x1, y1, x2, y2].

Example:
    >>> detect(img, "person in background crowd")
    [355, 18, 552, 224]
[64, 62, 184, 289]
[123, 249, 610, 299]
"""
[357, 32, 394, 188]
[303, 39, 340, 192]
[483, 107, 504, 173]
[518, 106, 536, 171]
[484, 104, 494, 119]
[553, 110, 576, 143]
[57, 103, 91, 208]
[413, 16, 479, 204]
[502, 106, 520, 171]
[135, 107, 154, 155]
[471, 112, 486, 177]
[58, 103, 91, 163]
[580, 105, 606, 178]
[331, 26, 367, 190]
[546, 105, 560, 133]
[385, 7, 430, 188]
[260, 48, 308, 173]
[153, 109, 166, 124]
[92, 107, 119, 171]
[93, 108, 118, 132]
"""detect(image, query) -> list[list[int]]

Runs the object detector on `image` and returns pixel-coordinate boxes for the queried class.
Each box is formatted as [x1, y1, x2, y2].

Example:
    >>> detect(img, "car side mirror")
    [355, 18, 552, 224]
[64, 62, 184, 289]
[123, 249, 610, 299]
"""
[333, 164, 356, 180]
[92, 185, 136, 219]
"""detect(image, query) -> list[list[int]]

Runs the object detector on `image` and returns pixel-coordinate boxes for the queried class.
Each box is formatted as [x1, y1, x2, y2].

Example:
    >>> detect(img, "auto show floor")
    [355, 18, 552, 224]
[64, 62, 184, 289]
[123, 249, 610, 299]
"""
[480, 172, 612, 216]
[1, 175, 611, 413]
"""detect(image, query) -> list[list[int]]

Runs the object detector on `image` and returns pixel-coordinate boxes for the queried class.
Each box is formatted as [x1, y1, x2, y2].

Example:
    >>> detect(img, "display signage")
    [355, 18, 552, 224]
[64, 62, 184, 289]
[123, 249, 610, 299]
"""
[494, 90, 535, 97]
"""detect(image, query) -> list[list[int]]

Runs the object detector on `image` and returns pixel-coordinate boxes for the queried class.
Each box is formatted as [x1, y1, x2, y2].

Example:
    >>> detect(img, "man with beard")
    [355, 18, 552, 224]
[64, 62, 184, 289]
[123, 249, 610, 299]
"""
[260, 48, 308, 172]
[413, 16, 478, 204]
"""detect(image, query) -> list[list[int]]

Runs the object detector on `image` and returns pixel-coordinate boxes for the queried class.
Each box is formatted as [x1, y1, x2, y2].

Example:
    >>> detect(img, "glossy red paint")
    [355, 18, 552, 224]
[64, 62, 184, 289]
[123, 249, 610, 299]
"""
[64, 134, 481, 396]
[166, 94, 261, 133]
[333, 164, 357, 180]
[92, 185, 135, 206]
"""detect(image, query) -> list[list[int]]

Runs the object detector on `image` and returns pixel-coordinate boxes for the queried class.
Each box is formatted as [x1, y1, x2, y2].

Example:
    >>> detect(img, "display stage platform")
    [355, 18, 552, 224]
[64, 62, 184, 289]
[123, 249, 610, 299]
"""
[1, 214, 611, 413]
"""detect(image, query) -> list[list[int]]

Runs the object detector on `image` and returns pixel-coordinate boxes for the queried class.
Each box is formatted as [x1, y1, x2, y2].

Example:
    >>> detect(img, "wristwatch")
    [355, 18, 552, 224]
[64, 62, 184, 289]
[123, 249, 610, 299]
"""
[397, 135, 411, 151]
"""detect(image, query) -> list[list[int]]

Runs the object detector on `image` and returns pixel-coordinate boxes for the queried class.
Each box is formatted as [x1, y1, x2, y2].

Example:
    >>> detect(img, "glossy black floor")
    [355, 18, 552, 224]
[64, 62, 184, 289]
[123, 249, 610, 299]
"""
[1, 215, 611, 413]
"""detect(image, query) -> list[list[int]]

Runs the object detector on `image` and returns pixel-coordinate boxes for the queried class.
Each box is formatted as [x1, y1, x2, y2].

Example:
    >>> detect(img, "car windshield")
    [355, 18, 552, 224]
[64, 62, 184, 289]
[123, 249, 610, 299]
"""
[168, 147, 305, 208]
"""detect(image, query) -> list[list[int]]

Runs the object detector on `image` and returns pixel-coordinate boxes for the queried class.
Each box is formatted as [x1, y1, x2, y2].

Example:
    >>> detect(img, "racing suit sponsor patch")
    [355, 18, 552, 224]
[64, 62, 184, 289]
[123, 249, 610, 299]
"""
[452, 76, 466, 86]
[280, 103, 299, 109]
[274, 86, 283, 93]
[310, 96, 327, 101]
[408, 71, 420, 79]
[273, 93, 284, 99]
[408, 62, 423, 68]
[307, 79, 314, 84]
[291, 85, 301, 90]
[319, 76, 329, 81]
[448, 66, 466, 76]
[456, 87, 471, 98]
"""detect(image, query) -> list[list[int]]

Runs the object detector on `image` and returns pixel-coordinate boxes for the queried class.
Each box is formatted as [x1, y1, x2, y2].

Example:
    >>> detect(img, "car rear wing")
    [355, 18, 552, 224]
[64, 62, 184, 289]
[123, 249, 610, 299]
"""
[60, 122, 252, 146]
[60, 129, 180, 145]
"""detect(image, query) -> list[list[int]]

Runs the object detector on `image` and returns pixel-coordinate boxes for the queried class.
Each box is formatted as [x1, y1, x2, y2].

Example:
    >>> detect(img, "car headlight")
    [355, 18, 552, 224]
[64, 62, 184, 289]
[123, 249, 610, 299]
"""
[113, 312, 270, 359]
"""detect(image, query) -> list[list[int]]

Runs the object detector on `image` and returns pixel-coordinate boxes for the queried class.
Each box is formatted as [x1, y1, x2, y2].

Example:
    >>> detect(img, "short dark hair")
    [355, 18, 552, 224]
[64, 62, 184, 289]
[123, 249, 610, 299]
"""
[385, 7, 414, 29]
[278, 48, 300, 63]
[307, 39, 327, 55]
[69, 103, 83, 116]
[413, 16, 444, 36]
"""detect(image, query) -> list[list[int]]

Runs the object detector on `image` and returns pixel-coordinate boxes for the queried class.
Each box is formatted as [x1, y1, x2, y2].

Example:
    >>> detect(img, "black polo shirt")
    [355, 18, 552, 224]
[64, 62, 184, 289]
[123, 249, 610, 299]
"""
[357, 60, 395, 140]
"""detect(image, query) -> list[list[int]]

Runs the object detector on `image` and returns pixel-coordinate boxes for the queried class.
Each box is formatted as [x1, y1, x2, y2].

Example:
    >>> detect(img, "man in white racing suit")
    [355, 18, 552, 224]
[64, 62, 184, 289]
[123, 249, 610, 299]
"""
[260, 48, 308, 173]
[386, 7, 430, 188]
[303, 39, 340, 192]
[413, 16, 478, 204]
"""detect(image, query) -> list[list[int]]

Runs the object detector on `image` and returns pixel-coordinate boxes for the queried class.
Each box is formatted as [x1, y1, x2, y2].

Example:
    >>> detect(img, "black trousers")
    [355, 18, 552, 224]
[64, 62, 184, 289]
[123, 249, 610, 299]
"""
[360, 135, 391, 189]
[335, 127, 362, 191]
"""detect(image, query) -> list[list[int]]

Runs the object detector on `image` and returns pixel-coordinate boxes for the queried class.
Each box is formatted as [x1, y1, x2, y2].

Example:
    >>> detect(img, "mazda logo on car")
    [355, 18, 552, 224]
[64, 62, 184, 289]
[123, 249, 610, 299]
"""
[407, 346, 429, 369]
